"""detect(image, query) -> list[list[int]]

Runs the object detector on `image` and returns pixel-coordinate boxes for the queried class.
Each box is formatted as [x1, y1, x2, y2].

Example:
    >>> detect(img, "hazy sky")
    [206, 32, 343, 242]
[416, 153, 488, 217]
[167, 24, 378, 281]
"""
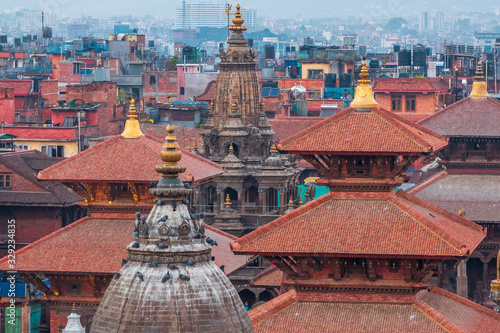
[5, 0, 500, 18]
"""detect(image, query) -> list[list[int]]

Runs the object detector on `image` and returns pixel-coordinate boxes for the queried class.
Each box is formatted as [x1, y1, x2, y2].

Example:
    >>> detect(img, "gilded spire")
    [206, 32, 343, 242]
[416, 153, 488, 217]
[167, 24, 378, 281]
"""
[121, 98, 144, 139]
[350, 60, 379, 111]
[155, 124, 186, 179]
[230, 102, 238, 114]
[228, 4, 247, 34]
[224, 194, 232, 207]
[470, 61, 489, 99]
[270, 143, 278, 155]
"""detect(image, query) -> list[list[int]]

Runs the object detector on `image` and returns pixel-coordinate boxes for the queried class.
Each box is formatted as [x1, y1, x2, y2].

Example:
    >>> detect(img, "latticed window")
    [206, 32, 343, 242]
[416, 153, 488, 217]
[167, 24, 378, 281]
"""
[391, 95, 401, 111]
[405, 95, 416, 112]
[0, 174, 11, 188]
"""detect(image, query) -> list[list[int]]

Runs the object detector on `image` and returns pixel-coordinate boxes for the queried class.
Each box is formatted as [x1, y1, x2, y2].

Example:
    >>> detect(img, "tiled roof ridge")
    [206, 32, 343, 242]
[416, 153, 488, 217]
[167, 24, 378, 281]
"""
[418, 96, 500, 126]
[38, 135, 122, 180]
[414, 299, 463, 332]
[0, 216, 91, 267]
[406, 170, 448, 195]
[397, 190, 483, 233]
[278, 108, 354, 149]
[234, 192, 335, 251]
[373, 78, 449, 92]
[248, 289, 297, 326]
[373, 107, 446, 151]
[389, 196, 468, 255]
[428, 286, 500, 320]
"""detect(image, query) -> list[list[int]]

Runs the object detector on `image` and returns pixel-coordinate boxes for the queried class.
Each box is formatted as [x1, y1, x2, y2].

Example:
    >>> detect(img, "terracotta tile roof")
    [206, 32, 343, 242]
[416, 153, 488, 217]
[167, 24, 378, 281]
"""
[278, 107, 447, 154]
[0, 150, 81, 206]
[205, 224, 255, 276]
[250, 290, 447, 333]
[195, 80, 217, 102]
[0, 217, 250, 276]
[250, 287, 500, 332]
[234, 190, 484, 258]
[269, 118, 323, 141]
[418, 97, 500, 138]
[38, 134, 222, 184]
[141, 124, 204, 149]
[420, 286, 500, 333]
[250, 266, 283, 288]
[395, 112, 434, 123]
[408, 171, 500, 222]
[372, 78, 450, 92]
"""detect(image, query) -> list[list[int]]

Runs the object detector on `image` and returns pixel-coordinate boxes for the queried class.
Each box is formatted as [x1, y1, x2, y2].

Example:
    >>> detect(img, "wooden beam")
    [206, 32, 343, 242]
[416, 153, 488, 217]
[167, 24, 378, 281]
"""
[302, 155, 330, 178]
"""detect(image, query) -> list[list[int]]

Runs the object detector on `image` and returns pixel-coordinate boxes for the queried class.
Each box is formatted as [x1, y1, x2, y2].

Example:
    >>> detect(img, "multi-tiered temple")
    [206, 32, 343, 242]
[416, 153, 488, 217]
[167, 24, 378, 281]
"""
[201, 5, 301, 236]
[234, 61, 500, 332]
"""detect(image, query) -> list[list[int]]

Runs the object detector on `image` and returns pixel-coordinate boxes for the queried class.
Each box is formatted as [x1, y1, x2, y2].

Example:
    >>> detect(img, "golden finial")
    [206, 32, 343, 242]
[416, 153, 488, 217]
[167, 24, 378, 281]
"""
[350, 60, 379, 111]
[187, 145, 193, 152]
[305, 186, 310, 201]
[270, 143, 278, 155]
[458, 209, 466, 217]
[121, 98, 144, 139]
[156, 124, 186, 178]
[491, 249, 500, 294]
[230, 102, 238, 113]
[224, 194, 232, 207]
[193, 139, 198, 151]
[228, 4, 247, 34]
[288, 198, 294, 209]
[260, 101, 265, 112]
[228, 143, 235, 154]
[72, 303, 76, 312]
[210, 100, 214, 110]
[470, 60, 489, 99]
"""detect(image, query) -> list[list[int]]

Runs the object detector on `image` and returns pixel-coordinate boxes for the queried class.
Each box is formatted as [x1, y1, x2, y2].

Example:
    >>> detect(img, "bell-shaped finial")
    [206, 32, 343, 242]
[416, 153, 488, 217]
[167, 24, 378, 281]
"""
[470, 61, 489, 99]
[121, 98, 145, 139]
[349, 60, 379, 111]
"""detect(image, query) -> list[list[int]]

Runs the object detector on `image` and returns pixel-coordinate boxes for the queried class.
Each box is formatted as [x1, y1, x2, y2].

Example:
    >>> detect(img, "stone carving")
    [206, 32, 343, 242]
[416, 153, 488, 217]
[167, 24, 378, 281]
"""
[158, 224, 171, 237]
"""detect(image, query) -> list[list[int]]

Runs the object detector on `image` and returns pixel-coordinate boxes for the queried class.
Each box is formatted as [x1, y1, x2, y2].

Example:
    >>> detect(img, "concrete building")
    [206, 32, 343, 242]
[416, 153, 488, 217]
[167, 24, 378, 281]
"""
[474, 32, 500, 53]
[174, 1, 256, 29]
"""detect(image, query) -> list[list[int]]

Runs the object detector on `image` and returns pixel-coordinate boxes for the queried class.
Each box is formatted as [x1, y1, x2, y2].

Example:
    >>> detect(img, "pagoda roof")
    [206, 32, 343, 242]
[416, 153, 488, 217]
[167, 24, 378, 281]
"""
[0, 217, 253, 276]
[249, 287, 500, 333]
[277, 107, 447, 155]
[408, 171, 500, 222]
[38, 134, 222, 183]
[234, 190, 484, 258]
[418, 96, 500, 138]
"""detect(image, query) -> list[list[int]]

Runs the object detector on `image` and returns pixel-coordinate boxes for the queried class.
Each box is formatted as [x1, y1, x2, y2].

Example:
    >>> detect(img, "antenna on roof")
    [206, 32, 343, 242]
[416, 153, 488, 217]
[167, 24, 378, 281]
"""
[225, 3, 232, 41]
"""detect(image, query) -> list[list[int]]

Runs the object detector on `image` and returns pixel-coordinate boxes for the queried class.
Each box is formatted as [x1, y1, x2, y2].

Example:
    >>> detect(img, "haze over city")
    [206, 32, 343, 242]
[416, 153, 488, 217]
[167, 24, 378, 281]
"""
[3, 0, 500, 17]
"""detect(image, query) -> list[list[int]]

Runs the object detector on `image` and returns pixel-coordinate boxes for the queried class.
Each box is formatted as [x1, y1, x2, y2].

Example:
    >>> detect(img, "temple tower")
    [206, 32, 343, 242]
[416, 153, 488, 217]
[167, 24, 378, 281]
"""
[200, 4, 301, 236]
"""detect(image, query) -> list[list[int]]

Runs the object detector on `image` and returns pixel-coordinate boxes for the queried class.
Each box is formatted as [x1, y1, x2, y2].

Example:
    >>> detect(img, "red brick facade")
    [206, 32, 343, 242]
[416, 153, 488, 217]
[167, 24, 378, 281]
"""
[40, 80, 59, 107]
[142, 71, 178, 103]
[0, 87, 15, 124]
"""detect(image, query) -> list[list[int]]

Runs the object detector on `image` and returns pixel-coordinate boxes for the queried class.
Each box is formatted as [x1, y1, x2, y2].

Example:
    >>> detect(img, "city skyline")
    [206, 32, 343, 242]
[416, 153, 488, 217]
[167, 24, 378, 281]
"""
[3, 0, 500, 18]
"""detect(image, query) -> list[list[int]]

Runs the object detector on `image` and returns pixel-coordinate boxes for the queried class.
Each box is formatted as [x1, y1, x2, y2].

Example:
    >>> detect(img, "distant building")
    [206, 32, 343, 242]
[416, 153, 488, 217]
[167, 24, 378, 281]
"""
[474, 32, 500, 53]
[174, 2, 256, 29]
[66, 23, 89, 40]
